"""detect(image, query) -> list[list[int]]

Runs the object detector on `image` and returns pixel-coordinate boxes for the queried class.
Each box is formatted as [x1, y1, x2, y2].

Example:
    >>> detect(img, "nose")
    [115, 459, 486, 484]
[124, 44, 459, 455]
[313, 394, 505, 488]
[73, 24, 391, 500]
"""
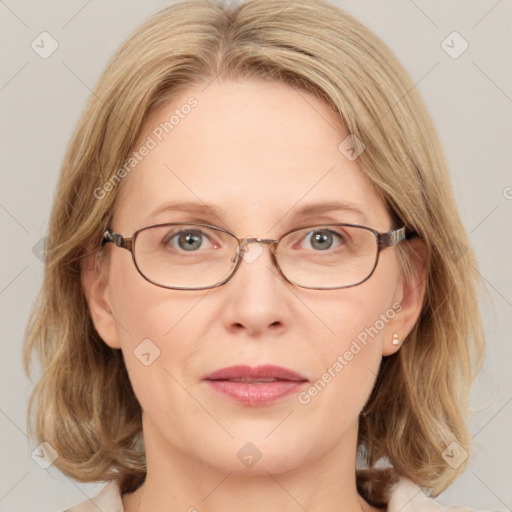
[238, 237, 277, 265]
[220, 238, 289, 337]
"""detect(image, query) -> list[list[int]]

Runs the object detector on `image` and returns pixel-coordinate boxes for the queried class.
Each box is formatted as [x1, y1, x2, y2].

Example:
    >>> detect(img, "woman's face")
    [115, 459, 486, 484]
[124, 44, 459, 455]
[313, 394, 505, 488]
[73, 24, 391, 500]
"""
[89, 78, 412, 476]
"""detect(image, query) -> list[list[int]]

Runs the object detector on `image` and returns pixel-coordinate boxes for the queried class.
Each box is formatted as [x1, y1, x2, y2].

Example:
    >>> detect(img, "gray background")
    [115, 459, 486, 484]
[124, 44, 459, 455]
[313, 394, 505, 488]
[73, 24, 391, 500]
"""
[1, 0, 511, 510]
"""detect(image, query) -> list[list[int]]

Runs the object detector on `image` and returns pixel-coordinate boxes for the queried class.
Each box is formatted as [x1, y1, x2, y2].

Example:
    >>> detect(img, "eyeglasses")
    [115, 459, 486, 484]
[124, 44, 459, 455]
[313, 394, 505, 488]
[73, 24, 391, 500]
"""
[101, 222, 407, 290]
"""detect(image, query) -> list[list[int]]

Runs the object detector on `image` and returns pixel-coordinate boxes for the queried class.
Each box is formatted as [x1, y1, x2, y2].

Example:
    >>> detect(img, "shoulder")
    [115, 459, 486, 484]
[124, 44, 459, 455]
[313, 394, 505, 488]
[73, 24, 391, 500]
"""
[388, 476, 479, 512]
[63, 480, 124, 512]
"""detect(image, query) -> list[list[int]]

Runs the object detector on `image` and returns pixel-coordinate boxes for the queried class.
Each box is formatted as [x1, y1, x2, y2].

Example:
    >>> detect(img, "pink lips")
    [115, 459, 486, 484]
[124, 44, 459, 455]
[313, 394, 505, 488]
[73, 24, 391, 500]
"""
[203, 365, 308, 406]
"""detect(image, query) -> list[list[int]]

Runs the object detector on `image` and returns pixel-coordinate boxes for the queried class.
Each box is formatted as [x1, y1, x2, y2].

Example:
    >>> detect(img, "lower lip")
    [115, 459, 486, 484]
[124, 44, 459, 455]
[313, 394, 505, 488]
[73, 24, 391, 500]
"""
[205, 380, 307, 406]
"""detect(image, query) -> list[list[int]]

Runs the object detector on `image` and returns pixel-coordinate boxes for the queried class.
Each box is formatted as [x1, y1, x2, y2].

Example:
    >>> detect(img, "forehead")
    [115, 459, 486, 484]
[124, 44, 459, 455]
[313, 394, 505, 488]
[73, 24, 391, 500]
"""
[113, 78, 390, 234]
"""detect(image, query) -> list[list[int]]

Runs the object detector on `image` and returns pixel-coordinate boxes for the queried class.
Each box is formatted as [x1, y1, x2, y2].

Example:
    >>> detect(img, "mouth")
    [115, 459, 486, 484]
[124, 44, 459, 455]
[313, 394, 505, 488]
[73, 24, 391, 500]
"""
[202, 365, 309, 406]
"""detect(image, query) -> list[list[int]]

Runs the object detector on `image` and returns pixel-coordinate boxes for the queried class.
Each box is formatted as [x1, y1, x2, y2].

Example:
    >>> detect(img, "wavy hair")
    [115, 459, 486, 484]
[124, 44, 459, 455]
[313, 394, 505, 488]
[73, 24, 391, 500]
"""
[23, 0, 485, 504]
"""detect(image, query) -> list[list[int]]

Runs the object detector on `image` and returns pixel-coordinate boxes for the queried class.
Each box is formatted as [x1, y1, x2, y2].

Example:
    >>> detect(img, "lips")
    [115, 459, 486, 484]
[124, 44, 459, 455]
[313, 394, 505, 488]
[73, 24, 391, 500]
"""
[203, 365, 308, 406]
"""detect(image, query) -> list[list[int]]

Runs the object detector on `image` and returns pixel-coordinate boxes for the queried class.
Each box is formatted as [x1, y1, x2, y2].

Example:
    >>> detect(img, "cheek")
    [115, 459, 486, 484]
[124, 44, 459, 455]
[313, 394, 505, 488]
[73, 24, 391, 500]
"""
[297, 256, 400, 421]
[307, 259, 399, 363]
[107, 278, 215, 450]
[106, 253, 209, 398]
[293, 318, 381, 446]
[108, 249, 206, 344]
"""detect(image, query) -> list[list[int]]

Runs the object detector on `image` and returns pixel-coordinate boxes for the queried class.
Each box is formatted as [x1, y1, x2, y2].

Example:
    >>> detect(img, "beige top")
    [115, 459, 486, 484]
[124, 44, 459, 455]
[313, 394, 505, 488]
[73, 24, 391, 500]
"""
[64, 476, 478, 512]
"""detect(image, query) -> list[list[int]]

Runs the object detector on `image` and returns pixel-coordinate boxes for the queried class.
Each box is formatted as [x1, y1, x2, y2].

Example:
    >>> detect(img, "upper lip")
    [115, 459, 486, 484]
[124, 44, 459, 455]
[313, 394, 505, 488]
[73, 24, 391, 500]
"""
[203, 365, 309, 382]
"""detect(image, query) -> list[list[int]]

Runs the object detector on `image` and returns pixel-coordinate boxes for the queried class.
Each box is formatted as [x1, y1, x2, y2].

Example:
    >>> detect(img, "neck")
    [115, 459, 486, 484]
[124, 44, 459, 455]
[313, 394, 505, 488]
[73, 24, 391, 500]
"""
[123, 417, 378, 512]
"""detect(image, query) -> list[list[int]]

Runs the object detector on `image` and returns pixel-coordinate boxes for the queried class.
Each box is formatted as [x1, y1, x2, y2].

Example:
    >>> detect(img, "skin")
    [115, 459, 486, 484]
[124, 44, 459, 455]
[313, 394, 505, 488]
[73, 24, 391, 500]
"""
[83, 78, 426, 512]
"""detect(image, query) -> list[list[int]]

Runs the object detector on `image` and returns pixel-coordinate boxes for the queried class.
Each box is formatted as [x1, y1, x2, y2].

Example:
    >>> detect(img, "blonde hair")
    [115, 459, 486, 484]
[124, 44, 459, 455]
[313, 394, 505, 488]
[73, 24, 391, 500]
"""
[23, 0, 485, 504]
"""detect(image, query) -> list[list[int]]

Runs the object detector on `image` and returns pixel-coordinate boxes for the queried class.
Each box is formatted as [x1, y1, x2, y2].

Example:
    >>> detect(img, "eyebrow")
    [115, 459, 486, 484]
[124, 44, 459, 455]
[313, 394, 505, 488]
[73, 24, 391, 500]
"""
[287, 201, 368, 222]
[148, 200, 368, 223]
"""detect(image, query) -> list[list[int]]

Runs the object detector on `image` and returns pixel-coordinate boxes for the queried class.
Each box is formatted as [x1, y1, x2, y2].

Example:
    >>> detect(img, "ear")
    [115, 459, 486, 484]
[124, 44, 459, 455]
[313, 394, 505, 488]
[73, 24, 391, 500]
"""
[81, 251, 122, 349]
[382, 237, 428, 356]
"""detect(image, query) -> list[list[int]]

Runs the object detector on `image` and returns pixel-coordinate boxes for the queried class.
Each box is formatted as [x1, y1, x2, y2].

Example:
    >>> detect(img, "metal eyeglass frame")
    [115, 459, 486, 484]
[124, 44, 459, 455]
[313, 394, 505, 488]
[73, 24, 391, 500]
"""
[101, 222, 408, 291]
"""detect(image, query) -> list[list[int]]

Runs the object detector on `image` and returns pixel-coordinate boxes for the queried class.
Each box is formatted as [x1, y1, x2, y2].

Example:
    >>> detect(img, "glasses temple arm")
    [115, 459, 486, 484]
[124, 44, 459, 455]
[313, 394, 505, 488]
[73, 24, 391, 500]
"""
[378, 226, 413, 248]
[101, 229, 133, 251]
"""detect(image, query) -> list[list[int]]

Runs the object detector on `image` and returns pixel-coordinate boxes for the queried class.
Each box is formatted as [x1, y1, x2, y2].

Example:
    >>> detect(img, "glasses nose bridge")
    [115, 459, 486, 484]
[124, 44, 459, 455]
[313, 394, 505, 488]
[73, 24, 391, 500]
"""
[238, 236, 278, 253]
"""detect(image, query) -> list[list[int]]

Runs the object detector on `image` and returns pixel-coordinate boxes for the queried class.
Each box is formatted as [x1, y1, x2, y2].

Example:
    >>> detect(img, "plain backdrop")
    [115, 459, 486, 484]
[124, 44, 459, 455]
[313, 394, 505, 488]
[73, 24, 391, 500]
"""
[1, 1, 511, 510]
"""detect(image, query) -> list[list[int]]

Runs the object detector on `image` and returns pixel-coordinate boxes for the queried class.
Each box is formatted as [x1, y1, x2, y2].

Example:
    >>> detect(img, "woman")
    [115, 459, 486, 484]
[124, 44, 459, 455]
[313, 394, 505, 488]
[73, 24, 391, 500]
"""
[23, 0, 485, 510]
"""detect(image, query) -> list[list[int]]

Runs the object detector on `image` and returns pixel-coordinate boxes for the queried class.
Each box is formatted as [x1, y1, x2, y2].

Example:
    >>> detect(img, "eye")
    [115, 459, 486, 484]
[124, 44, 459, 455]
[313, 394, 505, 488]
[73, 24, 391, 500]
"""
[301, 229, 345, 251]
[163, 229, 218, 252]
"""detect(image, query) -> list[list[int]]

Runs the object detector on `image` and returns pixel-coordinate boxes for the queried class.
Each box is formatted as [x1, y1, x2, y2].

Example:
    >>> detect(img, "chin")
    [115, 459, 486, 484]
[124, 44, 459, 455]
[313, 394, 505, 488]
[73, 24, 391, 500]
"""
[191, 429, 317, 476]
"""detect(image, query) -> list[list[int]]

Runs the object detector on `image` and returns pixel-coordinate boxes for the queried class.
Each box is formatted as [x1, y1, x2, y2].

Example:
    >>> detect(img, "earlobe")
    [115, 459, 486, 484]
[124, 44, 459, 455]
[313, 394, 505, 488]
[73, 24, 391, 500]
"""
[81, 251, 122, 349]
[383, 332, 402, 357]
[382, 237, 428, 357]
